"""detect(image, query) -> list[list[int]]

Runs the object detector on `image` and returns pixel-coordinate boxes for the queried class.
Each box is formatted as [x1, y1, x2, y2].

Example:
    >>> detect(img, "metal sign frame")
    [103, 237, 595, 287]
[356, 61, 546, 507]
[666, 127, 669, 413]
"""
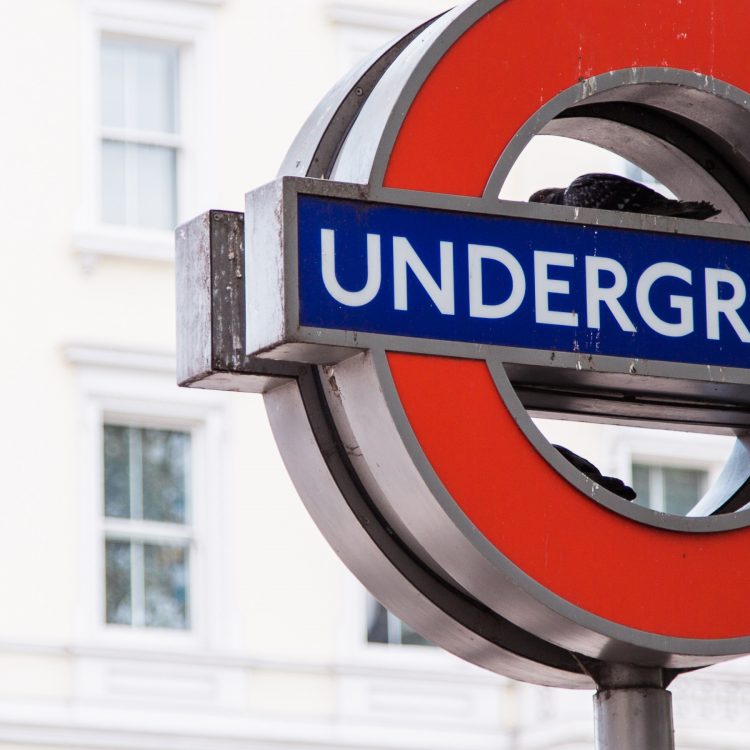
[247, 176, 750, 373]
[178, 0, 750, 708]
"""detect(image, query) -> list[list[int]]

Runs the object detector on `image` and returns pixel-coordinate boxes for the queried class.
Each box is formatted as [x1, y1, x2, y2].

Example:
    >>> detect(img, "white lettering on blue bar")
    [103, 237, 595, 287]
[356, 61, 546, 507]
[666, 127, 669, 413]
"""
[468, 244, 525, 319]
[321, 228, 381, 307]
[393, 236, 455, 315]
[319, 228, 747, 337]
[297, 194, 750, 369]
[705, 268, 750, 342]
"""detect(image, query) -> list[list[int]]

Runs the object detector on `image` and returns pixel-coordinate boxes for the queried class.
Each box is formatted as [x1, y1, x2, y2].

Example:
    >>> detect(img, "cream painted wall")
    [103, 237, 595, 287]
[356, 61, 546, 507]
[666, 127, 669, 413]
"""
[0, 0, 469, 720]
[227, 394, 345, 662]
[213, 0, 456, 210]
[0, 654, 71, 701]
[0, 0, 82, 642]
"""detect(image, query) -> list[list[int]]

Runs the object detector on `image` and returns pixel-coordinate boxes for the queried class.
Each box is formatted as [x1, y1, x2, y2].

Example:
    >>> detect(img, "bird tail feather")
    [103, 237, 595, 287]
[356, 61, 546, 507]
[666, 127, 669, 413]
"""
[642, 201, 720, 220]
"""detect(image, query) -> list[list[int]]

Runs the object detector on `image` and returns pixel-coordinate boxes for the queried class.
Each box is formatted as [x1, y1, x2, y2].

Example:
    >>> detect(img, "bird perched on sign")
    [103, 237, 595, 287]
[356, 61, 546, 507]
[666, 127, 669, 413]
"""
[529, 172, 716, 505]
[529, 172, 720, 220]
[554, 445, 636, 501]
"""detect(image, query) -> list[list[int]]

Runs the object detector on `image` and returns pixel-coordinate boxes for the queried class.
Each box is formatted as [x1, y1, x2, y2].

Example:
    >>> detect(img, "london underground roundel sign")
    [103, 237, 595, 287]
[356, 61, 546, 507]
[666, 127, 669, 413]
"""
[181, 0, 750, 688]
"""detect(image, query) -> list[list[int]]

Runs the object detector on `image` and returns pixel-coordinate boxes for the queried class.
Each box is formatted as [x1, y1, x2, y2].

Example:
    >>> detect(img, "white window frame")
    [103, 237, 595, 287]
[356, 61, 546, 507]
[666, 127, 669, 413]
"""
[365, 593, 433, 647]
[99, 35, 183, 231]
[69, 345, 235, 652]
[336, 572, 505, 731]
[76, 0, 219, 265]
[338, 571, 470, 672]
[631, 462, 710, 514]
[612, 426, 733, 511]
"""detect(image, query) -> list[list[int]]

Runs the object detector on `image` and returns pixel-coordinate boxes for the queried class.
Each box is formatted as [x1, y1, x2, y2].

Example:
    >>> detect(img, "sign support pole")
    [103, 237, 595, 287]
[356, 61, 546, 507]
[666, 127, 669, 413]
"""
[593, 665, 675, 750]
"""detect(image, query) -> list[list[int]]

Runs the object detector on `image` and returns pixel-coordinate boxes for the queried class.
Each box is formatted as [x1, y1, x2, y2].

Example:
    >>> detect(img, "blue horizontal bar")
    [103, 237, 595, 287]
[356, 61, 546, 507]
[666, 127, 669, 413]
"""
[297, 194, 750, 370]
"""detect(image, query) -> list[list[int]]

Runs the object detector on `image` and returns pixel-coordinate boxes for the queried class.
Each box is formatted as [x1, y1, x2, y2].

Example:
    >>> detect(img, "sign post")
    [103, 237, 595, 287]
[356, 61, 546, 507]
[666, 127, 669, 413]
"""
[594, 667, 676, 750]
[177, 2, 750, 746]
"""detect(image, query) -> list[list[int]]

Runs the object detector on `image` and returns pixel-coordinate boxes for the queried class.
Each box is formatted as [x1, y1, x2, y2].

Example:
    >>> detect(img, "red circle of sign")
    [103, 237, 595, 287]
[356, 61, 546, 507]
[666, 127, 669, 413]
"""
[383, 0, 750, 640]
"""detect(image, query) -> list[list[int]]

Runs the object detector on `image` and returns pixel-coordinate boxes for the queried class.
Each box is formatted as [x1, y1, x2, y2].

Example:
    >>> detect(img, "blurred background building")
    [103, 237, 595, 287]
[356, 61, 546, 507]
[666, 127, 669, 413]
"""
[0, 1, 747, 748]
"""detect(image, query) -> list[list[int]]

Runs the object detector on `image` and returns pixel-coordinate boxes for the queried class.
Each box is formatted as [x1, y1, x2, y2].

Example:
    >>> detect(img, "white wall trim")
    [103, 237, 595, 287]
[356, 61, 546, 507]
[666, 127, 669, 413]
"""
[0, 636, 501, 685]
[72, 228, 175, 266]
[0, 696, 514, 750]
[65, 344, 176, 374]
[326, 3, 436, 33]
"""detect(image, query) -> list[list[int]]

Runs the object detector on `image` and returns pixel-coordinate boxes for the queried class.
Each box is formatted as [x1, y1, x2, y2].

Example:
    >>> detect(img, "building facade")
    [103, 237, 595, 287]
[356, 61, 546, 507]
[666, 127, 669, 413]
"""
[0, 1, 747, 748]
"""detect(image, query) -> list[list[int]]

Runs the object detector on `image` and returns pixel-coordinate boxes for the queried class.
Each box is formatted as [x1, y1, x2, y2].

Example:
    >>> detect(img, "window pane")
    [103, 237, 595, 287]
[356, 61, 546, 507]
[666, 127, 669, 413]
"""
[366, 597, 390, 644]
[101, 140, 127, 226]
[135, 143, 177, 230]
[632, 464, 651, 508]
[144, 544, 189, 629]
[663, 467, 705, 515]
[101, 37, 179, 133]
[399, 621, 432, 647]
[632, 463, 707, 515]
[100, 36, 179, 230]
[105, 540, 132, 624]
[101, 39, 127, 129]
[101, 141, 177, 230]
[133, 42, 179, 133]
[142, 429, 189, 523]
[104, 425, 130, 518]
[366, 597, 431, 646]
[103, 424, 192, 631]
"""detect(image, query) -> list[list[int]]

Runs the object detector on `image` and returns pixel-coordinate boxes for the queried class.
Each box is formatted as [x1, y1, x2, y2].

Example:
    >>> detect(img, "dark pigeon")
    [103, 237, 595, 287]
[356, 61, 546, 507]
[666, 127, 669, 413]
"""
[554, 444, 637, 501]
[532, 172, 717, 501]
[529, 172, 720, 220]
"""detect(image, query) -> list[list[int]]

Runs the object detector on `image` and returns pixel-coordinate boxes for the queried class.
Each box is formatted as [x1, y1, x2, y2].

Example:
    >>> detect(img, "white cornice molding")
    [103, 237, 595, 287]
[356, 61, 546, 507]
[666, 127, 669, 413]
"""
[325, 3, 434, 33]
[72, 228, 175, 268]
[0, 636, 499, 684]
[84, 0, 222, 29]
[0, 709, 510, 750]
[64, 345, 176, 374]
